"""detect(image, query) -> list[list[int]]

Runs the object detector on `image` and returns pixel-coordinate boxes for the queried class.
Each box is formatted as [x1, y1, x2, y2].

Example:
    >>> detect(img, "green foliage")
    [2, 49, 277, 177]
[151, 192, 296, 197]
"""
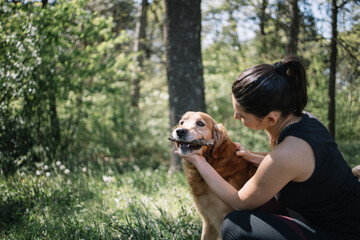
[0, 165, 201, 239]
[0, 0, 138, 175]
[0, 0, 359, 177]
[0, 0, 359, 238]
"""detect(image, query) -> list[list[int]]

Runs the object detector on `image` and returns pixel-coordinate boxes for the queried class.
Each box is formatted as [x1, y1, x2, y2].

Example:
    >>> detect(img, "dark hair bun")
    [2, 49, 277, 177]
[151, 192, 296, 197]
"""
[232, 56, 308, 117]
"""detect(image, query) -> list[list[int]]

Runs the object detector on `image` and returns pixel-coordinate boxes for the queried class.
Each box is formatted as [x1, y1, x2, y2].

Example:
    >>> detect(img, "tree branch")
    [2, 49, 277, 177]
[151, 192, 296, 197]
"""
[337, 37, 360, 71]
[338, 0, 350, 9]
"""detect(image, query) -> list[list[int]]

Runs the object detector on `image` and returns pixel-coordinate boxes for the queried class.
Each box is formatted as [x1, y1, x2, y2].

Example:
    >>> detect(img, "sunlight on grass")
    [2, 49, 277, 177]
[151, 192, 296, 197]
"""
[1, 143, 358, 239]
[0, 163, 201, 239]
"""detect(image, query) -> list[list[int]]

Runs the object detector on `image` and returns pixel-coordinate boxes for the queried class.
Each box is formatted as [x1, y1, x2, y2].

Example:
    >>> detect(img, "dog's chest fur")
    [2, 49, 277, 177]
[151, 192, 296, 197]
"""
[182, 142, 256, 240]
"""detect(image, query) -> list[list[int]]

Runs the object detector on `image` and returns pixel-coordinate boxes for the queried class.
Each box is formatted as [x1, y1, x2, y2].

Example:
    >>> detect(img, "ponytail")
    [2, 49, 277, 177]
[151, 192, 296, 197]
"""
[232, 56, 308, 117]
[276, 56, 308, 116]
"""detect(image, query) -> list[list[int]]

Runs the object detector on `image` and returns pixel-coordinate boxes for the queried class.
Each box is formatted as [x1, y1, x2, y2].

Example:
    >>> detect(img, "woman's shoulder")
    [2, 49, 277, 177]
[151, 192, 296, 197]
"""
[274, 136, 313, 162]
[272, 136, 315, 182]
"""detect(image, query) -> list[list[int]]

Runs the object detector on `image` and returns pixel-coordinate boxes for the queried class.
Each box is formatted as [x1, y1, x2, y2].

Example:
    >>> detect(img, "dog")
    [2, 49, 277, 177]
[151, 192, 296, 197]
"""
[169, 111, 258, 240]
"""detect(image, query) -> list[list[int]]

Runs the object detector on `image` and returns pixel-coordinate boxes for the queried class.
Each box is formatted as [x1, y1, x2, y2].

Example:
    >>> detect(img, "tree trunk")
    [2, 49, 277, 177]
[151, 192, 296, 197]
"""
[42, 0, 48, 8]
[226, 0, 241, 49]
[131, 0, 148, 110]
[258, 0, 268, 36]
[287, 0, 299, 55]
[164, 0, 206, 172]
[257, 0, 268, 56]
[328, 0, 338, 138]
[48, 89, 61, 147]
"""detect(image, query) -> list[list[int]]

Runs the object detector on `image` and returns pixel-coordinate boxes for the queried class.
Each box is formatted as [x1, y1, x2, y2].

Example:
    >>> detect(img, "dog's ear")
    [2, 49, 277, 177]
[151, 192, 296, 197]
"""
[212, 123, 229, 159]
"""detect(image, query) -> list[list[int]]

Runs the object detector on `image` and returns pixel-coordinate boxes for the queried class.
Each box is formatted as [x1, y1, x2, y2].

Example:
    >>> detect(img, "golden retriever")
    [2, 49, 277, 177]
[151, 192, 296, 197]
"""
[169, 111, 257, 240]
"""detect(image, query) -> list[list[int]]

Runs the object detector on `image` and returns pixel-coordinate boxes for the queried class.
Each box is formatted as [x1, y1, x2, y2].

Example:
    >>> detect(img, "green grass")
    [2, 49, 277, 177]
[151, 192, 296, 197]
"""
[0, 163, 201, 239]
[1, 142, 358, 240]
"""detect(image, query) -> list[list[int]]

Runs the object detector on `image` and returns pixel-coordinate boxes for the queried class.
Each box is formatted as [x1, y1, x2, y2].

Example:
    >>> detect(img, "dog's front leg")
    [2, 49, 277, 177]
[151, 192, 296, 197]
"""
[201, 219, 221, 240]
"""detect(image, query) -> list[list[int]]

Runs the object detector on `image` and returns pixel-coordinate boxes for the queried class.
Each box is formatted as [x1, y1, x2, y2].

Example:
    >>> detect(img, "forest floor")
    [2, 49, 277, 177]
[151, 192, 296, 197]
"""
[0, 141, 359, 239]
[0, 164, 202, 239]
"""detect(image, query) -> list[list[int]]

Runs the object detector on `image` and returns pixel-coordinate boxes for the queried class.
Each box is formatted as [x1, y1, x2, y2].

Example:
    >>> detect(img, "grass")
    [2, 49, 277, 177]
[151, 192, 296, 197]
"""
[0, 162, 201, 240]
[0, 143, 358, 240]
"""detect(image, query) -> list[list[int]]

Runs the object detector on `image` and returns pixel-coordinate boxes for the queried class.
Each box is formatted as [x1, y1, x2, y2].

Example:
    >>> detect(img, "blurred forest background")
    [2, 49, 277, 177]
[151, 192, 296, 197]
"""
[1, 0, 360, 239]
[1, 0, 360, 175]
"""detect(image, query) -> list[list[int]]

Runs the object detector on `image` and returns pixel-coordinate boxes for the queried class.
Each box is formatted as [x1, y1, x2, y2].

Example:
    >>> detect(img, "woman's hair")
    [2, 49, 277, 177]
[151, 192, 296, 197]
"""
[232, 56, 308, 118]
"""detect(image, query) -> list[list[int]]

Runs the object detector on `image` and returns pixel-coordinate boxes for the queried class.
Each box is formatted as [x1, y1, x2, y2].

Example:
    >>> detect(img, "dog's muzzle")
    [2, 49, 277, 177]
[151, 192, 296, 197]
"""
[168, 129, 215, 155]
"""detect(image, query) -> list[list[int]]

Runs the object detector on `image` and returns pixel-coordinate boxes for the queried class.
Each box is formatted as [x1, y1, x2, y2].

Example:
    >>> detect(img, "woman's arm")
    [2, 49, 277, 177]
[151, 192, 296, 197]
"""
[234, 142, 267, 166]
[182, 137, 314, 210]
[186, 154, 282, 210]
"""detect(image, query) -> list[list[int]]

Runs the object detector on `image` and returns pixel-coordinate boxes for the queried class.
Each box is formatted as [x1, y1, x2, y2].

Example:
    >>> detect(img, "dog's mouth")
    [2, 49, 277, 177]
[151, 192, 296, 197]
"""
[179, 143, 202, 151]
[168, 137, 214, 153]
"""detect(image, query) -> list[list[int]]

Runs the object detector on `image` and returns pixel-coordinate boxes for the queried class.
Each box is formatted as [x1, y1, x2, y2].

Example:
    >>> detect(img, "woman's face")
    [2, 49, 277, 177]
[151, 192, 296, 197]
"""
[232, 94, 265, 130]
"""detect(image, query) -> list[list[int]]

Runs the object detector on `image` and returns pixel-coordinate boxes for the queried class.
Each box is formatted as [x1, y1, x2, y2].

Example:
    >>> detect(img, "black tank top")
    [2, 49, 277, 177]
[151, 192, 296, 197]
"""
[277, 112, 360, 240]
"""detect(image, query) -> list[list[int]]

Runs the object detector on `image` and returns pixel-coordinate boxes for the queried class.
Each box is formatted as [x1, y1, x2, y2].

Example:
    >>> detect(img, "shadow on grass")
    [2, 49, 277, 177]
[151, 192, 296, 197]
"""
[0, 173, 102, 239]
[112, 201, 201, 240]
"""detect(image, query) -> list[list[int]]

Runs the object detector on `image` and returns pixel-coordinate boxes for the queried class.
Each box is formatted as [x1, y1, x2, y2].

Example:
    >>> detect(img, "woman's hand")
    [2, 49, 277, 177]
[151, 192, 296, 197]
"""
[235, 142, 251, 159]
[234, 142, 265, 167]
[175, 152, 206, 166]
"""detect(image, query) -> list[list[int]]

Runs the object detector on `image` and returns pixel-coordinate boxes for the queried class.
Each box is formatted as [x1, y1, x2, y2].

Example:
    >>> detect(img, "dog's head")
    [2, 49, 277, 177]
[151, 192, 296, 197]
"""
[170, 111, 229, 158]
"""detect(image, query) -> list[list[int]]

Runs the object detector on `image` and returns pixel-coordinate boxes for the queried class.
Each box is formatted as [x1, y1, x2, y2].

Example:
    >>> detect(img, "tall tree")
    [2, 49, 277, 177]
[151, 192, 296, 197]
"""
[328, 0, 357, 138]
[258, 0, 268, 36]
[328, 0, 338, 138]
[287, 0, 299, 55]
[328, 0, 351, 138]
[164, 0, 206, 171]
[131, 0, 148, 110]
[256, 0, 269, 55]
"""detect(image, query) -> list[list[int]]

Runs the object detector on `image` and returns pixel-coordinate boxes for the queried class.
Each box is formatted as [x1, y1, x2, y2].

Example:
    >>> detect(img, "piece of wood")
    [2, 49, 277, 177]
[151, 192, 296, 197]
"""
[167, 137, 214, 146]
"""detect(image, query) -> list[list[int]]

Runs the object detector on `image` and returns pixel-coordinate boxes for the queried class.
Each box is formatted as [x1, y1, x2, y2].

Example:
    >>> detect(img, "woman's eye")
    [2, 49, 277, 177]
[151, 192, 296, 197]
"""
[196, 121, 205, 127]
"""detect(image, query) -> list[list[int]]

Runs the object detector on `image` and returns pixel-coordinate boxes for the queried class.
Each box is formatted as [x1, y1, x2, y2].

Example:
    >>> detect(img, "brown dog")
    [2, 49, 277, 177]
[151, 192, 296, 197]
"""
[169, 111, 257, 240]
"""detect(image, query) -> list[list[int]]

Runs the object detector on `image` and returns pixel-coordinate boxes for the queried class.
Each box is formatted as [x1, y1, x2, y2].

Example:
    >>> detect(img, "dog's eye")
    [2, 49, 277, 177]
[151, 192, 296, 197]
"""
[180, 121, 184, 125]
[196, 121, 205, 127]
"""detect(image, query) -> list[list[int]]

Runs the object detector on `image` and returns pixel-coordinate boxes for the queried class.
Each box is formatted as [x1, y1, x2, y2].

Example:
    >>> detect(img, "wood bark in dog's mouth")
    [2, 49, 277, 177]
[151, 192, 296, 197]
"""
[168, 137, 215, 154]
[167, 137, 214, 146]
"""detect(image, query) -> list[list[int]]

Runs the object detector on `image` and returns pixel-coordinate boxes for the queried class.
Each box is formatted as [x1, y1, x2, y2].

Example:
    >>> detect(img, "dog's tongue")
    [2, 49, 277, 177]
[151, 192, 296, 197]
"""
[167, 137, 214, 146]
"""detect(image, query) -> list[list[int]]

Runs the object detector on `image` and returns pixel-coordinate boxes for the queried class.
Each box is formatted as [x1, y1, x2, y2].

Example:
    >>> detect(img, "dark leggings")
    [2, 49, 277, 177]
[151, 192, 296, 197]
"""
[221, 210, 335, 240]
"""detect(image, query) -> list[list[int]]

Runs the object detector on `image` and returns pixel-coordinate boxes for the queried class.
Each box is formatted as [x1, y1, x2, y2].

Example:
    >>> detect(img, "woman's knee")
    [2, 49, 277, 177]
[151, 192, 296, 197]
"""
[221, 210, 254, 239]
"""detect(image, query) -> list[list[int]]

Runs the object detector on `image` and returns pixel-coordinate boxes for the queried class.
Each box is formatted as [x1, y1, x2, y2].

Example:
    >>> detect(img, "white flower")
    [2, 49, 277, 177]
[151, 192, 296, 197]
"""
[46, 172, 50, 177]
[60, 165, 65, 170]
[133, 165, 140, 172]
[36, 170, 41, 176]
[82, 167, 87, 172]
[102, 175, 115, 183]
[114, 198, 119, 203]
[44, 165, 49, 170]
[64, 169, 70, 174]
[56, 161, 61, 166]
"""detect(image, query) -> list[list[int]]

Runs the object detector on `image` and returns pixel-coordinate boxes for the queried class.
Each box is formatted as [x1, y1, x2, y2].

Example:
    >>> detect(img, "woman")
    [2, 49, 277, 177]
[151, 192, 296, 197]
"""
[180, 56, 360, 240]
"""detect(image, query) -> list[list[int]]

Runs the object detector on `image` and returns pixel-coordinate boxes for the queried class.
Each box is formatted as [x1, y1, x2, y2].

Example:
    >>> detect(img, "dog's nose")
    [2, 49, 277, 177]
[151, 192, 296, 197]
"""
[176, 128, 188, 137]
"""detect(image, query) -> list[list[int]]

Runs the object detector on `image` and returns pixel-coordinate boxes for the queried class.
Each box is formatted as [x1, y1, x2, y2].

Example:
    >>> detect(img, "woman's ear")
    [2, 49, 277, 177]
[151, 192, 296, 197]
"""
[265, 111, 280, 127]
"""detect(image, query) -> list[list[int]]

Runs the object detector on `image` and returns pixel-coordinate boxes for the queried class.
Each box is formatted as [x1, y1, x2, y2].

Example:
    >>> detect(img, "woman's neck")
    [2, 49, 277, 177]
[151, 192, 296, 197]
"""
[267, 113, 301, 145]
